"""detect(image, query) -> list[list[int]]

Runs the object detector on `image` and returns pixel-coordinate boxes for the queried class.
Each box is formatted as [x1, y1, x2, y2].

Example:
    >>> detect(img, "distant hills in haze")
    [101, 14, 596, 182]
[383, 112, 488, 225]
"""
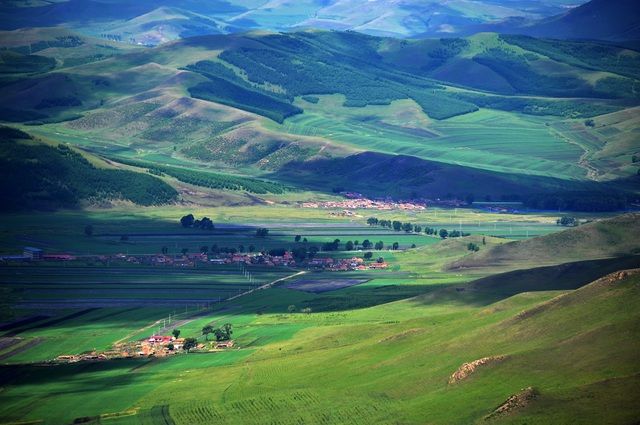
[491, 0, 640, 41]
[6, 0, 636, 44]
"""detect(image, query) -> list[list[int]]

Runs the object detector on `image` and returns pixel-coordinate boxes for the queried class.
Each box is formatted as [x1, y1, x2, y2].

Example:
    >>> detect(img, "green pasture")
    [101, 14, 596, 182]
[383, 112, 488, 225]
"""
[0, 205, 592, 258]
[0, 216, 638, 424]
[270, 96, 588, 180]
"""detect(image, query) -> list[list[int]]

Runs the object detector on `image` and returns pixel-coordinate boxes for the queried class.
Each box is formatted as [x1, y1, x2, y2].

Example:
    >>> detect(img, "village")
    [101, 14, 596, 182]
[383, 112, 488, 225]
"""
[300, 197, 427, 212]
[1, 247, 388, 271]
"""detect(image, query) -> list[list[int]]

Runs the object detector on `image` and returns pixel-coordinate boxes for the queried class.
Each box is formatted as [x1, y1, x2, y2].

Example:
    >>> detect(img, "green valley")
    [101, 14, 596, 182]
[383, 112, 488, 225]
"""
[1, 2, 639, 423]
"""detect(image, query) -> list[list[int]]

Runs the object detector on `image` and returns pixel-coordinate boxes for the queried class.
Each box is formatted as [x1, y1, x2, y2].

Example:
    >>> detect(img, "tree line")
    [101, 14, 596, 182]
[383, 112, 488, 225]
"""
[366, 217, 470, 239]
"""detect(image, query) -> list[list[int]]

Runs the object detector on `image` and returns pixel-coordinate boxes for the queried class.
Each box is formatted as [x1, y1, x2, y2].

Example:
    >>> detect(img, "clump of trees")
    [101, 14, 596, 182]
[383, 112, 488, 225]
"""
[256, 228, 269, 237]
[183, 338, 198, 352]
[180, 214, 215, 230]
[467, 242, 480, 252]
[557, 216, 578, 227]
[202, 323, 233, 341]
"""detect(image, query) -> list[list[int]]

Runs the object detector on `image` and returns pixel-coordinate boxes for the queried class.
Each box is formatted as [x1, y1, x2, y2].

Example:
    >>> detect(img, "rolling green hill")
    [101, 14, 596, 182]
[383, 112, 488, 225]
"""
[1, 29, 638, 208]
[448, 213, 640, 271]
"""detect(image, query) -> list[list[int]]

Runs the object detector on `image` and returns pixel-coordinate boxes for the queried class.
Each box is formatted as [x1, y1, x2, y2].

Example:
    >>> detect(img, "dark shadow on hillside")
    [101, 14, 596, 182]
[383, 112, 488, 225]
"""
[268, 151, 630, 208]
[0, 358, 152, 388]
[414, 255, 640, 308]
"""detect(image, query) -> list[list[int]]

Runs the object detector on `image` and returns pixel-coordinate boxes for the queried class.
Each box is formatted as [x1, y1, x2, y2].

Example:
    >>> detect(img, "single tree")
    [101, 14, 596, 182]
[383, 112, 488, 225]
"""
[202, 325, 214, 341]
[294, 235, 301, 242]
[292, 246, 307, 262]
[183, 337, 197, 352]
[256, 228, 269, 238]
[200, 246, 209, 254]
[374, 241, 384, 250]
[161, 246, 168, 255]
[482, 237, 486, 245]
[362, 239, 373, 249]
[402, 222, 413, 233]
[172, 329, 181, 338]
[287, 304, 297, 313]
[200, 217, 214, 230]
[180, 214, 195, 228]
[377, 257, 384, 263]
[392, 242, 399, 250]
[439, 229, 449, 239]
[222, 323, 233, 339]
[392, 221, 402, 232]
[181, 248, 189, 255]
[345, 241, 354, 251]
[363, 251, 373, 260]
[414, 225, 422, 233]
[84, 224, 93, 237]
[367, 217, 379, 226]
[238, 244, 245, 253]
[248, 244, 255, 252]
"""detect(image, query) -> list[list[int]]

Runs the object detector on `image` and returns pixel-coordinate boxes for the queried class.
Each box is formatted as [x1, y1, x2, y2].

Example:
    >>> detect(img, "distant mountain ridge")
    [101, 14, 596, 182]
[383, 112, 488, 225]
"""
[509, 0, 640, 41]
[0, 0, 595, 43]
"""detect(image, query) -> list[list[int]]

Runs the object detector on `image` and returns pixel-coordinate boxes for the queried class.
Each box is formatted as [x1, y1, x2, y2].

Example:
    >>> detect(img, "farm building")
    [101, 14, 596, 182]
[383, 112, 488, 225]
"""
[215, 340, 234, 349]
[23, 247, 43, 261]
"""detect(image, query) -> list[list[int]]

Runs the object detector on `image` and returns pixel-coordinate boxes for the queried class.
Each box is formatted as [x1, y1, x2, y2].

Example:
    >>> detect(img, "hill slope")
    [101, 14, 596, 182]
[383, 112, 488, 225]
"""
[0, 126, 177, 210]
[448, 213, 640, 271]
[519, 0, 640, 41]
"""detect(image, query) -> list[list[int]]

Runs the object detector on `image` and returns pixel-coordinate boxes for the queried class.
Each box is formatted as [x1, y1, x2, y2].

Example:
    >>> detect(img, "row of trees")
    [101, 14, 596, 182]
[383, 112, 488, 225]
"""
[367, 217, 471, 239]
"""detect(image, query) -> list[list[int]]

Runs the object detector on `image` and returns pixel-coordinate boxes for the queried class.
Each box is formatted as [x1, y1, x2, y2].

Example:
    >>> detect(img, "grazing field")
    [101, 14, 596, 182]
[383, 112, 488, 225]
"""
[274, 96, 588, 179]
[0, 205, 577, 257]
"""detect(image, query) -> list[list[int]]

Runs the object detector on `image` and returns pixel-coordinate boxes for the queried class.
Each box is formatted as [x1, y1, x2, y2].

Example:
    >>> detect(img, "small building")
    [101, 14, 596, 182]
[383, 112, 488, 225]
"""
[148, 335, 173, 345]
[23, 247, 43, 261]
[215, 340, 234, 349]
[43, 254, 76, 261]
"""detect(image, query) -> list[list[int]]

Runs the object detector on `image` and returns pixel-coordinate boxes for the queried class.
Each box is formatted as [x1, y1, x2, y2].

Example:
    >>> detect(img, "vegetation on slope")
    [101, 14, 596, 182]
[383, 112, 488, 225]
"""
[0, 127, 177, 210]
[449, 213, 640, 270]
[273, 151, 631, 210]
[112, 157, 287, 194]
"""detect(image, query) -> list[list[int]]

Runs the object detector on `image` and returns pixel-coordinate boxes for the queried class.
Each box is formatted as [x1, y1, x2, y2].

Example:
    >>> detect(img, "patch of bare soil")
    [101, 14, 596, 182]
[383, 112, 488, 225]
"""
[485, 387, 539, 420]
[449, 355, 506, 384]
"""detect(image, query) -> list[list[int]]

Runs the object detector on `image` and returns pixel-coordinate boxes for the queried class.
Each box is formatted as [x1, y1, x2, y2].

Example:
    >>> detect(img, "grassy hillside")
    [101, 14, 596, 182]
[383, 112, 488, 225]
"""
[1, 29, 638, 205]
[0, 126, 177, 210]
[1, 257, 637, 424]
[449, 213, 640, 271]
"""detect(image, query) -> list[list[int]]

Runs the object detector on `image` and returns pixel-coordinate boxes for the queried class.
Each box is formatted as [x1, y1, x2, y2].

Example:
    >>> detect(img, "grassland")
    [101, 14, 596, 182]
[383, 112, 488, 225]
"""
[0, 212, 638, 424]
[3, 28, 638, 206]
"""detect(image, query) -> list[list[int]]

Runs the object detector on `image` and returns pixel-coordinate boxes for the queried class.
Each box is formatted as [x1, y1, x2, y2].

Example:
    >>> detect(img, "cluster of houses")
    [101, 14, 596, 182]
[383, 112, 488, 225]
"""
[300, 198, 427, 211]
[0, 247, 77, 263]
[54, 334, 236, 364]
[308, 256, 388, 271]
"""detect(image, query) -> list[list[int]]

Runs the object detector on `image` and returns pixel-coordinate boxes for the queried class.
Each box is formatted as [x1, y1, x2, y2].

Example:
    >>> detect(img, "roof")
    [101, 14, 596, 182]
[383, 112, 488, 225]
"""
[24, 247, 43, 253]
